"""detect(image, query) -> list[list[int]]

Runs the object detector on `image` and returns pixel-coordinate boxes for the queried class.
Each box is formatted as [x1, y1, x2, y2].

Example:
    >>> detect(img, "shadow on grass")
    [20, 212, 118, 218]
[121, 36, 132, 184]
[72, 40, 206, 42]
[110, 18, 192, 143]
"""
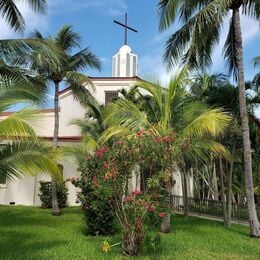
[0, 229, 68, 259]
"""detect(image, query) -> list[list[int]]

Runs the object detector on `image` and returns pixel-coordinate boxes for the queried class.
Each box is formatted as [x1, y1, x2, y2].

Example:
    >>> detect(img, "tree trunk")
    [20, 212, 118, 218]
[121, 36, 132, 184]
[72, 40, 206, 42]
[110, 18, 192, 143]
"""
[160, 182, 172, 233]
[227, 136, 237, 227]
[233, 8, 260, 237]
[181, 171, 189, 218]
[52, 81, 61, 216]
[212, 161, 218, 200]
[219, 157, 227, 226]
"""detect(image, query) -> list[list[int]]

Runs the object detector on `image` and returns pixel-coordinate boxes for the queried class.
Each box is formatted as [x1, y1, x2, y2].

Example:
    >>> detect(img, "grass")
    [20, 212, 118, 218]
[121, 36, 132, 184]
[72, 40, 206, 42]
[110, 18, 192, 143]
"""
[0, 206, 259, 259]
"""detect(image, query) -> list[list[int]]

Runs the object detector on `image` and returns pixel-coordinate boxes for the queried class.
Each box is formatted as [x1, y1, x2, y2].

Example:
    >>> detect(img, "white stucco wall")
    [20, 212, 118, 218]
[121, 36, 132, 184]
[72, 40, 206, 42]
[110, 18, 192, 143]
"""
[0, 141, 81, 206]
[59, 78, 137, 137]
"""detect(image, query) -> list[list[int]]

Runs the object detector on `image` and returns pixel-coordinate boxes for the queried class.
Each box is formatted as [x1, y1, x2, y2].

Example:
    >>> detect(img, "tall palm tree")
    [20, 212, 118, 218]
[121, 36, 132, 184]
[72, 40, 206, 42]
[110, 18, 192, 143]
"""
[0, 62, 61, 183]
[158, 0, 260, 237]
[0, 0, 46, 32]
[101, 68, 231, 232]
[16, 25, 101, 215]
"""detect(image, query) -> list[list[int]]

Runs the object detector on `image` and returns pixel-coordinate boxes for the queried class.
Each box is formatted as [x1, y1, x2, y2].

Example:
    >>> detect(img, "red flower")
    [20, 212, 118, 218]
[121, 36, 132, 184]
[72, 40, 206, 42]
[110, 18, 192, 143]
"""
[134, 199, 141, 205]
[158, 212, 165, 218]
[148, 205, 155, 212]
[162, 137, 171, 143]
[92, 176, 99, 187]
[131, 190, 143, 195]
[95, 146, 109, 157]
[116, 140, 124, 145]
[152, 138, 161, 143]
[143, 202, 148, 208]
[103, 162, 109, 169]
[136, 130, 145, 137]
[124, 195, 133, 203]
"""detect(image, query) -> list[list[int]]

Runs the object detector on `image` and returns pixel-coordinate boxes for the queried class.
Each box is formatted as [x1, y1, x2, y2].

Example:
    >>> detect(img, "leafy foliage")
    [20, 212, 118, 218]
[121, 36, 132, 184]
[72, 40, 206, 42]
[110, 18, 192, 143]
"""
[38, 181, 68, 208]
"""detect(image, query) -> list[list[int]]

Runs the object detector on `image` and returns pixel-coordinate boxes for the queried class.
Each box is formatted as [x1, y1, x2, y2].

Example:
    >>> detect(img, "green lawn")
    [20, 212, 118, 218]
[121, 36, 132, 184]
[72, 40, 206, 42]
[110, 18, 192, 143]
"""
[0, 206, 259, 259]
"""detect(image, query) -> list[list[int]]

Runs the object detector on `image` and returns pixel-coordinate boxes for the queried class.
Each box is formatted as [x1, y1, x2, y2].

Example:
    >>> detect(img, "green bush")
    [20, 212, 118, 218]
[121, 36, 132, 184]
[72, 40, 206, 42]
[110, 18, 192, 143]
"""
[38, 181, 68, 208]
[70, 174, 115, 236]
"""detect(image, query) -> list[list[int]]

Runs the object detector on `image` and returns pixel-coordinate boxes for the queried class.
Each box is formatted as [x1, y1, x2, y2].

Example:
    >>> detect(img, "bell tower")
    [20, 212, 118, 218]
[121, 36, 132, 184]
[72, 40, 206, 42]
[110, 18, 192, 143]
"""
[112, 13, 138, 77]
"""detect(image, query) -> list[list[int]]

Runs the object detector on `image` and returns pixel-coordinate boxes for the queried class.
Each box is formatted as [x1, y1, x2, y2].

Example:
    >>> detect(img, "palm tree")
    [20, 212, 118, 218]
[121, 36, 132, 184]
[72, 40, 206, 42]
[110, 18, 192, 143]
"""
[0, 0, 46, 32]
[0, 63, 60, 183]
[16, 25, 101, 215]
[101, 68, 231, 232]
[158, 0, 260, 237]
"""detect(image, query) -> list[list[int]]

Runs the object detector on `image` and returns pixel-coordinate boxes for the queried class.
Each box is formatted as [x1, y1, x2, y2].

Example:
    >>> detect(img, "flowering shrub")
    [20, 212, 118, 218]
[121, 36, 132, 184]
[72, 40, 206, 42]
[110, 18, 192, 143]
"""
[75, 130, 176, 255]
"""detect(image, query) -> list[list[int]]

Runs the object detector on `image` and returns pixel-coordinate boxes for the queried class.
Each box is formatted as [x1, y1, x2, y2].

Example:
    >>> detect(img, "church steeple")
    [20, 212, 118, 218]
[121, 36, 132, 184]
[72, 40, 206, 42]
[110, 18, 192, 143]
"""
[112, 45, 138, 77]
[112, 14, 138, 77]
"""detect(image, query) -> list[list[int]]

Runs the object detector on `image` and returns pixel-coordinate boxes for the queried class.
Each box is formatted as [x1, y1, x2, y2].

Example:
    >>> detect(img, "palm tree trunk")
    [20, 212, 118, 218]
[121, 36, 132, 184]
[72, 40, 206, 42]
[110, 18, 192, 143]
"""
[212, 161, 218, 200]
[182, 171, 189, 218]
[219, 157, 227, 226]
[52, 81, 61, 216]
[233, 8, 260, 237]
[227, 136, 237, 227]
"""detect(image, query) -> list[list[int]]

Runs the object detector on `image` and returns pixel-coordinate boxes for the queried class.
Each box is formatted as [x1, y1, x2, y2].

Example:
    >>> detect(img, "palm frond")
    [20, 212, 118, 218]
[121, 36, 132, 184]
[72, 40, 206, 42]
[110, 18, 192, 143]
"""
[66, 71, 97, 106]
[135, 80, 163, 114]
[163, 67, 188, 128]
[0, 108, 43, 138]
[103, 99, 151, 131]
[223, 15, 238, 80]
[182, 107, 232, 139]
[158, 0, 181, 31]
[25, 0, 47, 13]
[162, 0, 229, 69]
[98, 126, 132, 145]
[68, 47, 101, 72]
[0, 0, 24, 31]
[55, 25, 81, 52]
[0, 141, 61, 180]
[60, 144, 89, 163]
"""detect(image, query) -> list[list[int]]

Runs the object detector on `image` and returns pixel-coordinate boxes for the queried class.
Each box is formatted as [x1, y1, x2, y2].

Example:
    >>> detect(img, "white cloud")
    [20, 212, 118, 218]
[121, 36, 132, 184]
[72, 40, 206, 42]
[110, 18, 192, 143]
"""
[139, 51, 172, 85]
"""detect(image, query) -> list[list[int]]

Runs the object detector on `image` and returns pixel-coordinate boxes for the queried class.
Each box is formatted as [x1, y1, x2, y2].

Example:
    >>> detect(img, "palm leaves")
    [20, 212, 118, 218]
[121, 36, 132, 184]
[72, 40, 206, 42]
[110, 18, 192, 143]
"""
[158, 0, 230, 69]
[0, 76, 61, 181]
[101, 69, 231, 162]
[0, 0, 46, 31]
[0, 141, 60, 180]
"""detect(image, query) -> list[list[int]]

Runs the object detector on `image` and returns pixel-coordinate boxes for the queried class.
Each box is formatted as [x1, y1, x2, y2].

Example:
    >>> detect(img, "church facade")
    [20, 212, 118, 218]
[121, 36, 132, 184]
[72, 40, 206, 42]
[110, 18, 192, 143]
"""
[0, 45, 184, 206]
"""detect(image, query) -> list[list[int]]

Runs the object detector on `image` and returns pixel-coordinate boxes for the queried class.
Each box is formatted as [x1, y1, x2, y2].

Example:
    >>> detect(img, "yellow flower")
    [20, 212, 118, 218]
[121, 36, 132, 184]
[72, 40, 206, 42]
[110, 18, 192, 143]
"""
[102, 241, 111, 253]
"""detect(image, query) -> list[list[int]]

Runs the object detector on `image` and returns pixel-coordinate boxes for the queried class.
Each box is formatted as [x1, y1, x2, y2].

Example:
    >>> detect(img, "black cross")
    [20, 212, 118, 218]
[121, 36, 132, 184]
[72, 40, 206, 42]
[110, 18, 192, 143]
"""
[113, 13, 138, 45]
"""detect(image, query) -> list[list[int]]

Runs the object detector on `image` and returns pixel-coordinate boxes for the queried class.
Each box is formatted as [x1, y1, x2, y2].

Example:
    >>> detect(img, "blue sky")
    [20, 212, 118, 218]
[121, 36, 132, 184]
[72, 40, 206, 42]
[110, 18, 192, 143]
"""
[1, 0, 260, 104]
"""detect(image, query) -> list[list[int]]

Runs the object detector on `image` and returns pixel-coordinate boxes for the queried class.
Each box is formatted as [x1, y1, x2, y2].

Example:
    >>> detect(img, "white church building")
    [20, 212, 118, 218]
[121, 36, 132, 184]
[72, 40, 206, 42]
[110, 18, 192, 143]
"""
[0, 44, 184, 206]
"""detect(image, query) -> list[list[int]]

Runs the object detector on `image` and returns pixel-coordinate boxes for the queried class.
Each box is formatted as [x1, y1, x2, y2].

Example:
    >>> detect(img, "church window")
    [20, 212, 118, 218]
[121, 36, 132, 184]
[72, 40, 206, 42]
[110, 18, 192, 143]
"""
[105, 91, 119, 104]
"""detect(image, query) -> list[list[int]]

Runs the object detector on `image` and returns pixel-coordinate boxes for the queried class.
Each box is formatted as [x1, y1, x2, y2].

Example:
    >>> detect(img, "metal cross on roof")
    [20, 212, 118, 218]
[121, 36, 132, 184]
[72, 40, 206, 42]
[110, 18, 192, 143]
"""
[113, 13, 138, 45]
